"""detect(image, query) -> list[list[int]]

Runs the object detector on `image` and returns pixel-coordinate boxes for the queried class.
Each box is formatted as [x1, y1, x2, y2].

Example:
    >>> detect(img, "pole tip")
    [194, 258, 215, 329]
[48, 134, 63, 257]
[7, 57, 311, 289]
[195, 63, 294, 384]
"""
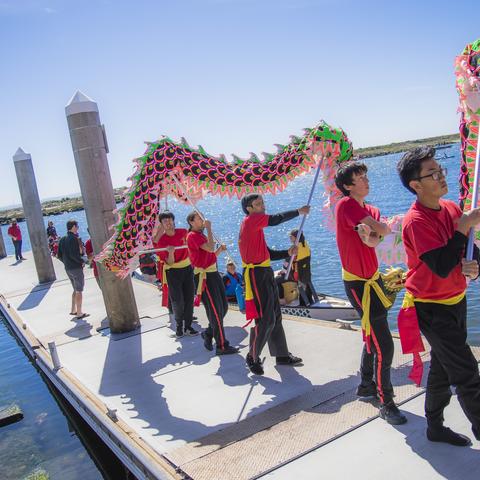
[13, 147, 31, 162]
[65, 90, 99, 116]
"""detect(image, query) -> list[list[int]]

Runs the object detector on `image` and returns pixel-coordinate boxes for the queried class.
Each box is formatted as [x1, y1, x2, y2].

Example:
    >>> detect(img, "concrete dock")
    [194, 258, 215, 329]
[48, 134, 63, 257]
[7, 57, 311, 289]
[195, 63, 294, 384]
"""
[1, 252, 479, 479]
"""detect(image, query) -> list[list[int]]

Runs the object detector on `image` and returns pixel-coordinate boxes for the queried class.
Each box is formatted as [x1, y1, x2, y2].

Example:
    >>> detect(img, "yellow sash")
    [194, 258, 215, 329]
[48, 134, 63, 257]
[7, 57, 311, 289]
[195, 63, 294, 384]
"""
[242, 259, 271, 304]
[296, 242, 311, 261]
[194, 263, 217, 297]
[401, 290, 465, 309]
[342, 269, 392, 339]
[162, 258, 191, 285]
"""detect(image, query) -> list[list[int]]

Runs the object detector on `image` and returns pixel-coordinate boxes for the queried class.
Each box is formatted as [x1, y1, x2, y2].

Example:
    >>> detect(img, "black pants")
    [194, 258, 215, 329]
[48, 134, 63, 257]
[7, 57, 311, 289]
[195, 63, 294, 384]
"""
[344, 279, 394, 405]
[13, 240, 22, 260]
[297, 258, 315, 305]
[415, 298, 480, 431]
[166, 265, 194, 330]
[195, 271, 229, 349]
[248, 267, 289, 361]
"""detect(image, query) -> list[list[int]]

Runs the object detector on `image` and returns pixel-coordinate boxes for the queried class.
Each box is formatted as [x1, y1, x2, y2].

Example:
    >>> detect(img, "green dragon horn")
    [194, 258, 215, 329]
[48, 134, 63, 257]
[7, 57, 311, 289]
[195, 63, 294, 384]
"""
[261, 152, 275, 162]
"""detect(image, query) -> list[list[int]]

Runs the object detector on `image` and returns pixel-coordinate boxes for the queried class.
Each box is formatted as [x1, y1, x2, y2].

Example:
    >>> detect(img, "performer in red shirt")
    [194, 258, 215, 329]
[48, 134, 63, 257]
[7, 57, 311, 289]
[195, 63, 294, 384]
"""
[153, 211, 198, 338]
[7, 218, 25, 261]
[187, 212, 238, 355]
[238, 194, 308, 375]
[397, 147, 480, 446]
[335, 161, 407, 425]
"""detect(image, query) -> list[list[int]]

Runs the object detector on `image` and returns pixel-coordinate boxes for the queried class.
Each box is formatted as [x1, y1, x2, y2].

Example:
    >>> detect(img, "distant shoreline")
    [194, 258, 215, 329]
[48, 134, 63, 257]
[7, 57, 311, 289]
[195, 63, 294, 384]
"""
[355, 133, 459, 159]
[0, 133, 460, 225]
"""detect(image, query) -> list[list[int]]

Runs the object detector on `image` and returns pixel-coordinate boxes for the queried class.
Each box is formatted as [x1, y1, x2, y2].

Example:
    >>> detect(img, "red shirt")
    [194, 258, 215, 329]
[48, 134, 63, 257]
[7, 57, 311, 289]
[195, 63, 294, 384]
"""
[187, 231, 217, 269]
[155, 229, 189, 263]
[84, 239, 99, 278]
[335, 196, 380, 278]
[402, 199, 466, 300]
[8, 224, 22, 241]
[238, 213, 270, 264]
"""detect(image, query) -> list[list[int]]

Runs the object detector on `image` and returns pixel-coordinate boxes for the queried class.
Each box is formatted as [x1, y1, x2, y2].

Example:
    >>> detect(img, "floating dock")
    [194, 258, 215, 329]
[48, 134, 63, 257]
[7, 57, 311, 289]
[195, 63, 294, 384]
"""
[1, 253, 479, 479]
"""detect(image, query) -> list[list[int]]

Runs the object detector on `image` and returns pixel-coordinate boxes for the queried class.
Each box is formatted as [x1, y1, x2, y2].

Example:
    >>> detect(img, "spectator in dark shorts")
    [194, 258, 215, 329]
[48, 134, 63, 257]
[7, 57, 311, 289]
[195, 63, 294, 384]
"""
[58, 220, 89, 319]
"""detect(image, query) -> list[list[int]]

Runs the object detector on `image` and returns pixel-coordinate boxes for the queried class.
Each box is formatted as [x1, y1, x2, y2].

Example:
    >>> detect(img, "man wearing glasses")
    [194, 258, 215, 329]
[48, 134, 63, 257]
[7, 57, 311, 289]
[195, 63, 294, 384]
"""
[398, 146, 480, 446]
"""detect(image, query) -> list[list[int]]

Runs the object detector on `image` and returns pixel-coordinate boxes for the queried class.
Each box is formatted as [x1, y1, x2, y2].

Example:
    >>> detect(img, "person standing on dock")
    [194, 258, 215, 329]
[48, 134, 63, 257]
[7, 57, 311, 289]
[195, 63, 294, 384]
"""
[397, 147, 480, 446]
[57, 220, 89, 319]
[187, 212, 238, 355]
[153, 211, 198, 338]
[334, 161, 407, 425]
[7, 219, 25, 261]
[239, 194, 308, 375]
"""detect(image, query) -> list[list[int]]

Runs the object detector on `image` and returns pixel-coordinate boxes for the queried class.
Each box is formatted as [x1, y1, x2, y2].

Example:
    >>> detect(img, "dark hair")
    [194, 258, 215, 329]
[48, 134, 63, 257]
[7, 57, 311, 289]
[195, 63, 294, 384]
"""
[290, 229, 305, 247]
[397, 147, 436, 194]
[334, 161, 368, 196]
[241, 194, 261, 215]
[186, 211, 199, 230]
[158, 210, 175, 222]
[66, 219, 78, 231]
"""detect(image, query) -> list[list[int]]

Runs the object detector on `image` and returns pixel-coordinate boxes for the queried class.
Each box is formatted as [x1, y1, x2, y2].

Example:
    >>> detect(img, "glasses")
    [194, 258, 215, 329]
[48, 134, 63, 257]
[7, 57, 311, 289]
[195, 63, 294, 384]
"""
[415, 167, 447, 182]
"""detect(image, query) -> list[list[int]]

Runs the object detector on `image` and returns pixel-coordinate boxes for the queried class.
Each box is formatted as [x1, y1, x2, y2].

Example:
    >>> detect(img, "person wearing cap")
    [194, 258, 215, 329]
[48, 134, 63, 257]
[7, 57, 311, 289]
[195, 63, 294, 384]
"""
[187, 212, 238, 355]
[238, 194, 308, 375]
[397, 147, 480, 446]
[7, 218, 25, 261]
[334, 161, 407, 425]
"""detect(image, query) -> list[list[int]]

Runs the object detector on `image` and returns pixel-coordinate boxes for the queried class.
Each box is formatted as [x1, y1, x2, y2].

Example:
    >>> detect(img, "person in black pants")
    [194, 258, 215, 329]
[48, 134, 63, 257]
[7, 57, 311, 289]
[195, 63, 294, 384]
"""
[334, 161, 406, 425]
[187, 212, 238, 355]
[154, 211, 197, 338]
[398, 146, 480, 446]
[238, 194, 310, 375]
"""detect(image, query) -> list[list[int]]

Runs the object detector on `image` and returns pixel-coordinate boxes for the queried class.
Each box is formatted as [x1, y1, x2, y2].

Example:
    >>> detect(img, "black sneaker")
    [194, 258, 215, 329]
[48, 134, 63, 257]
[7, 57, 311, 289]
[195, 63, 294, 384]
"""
[356, 382, 378, 399]
[473, 426, 480, 441]
[427, 426, 472, 447]
[276, 353, 303, 366]
[175, 327, 184, 338]
[216, 345, 239, 355]
[379, 402, 407, 425]
[201, 331, 213, 351]
[246, 353, 264, 375]
[185, 326, 199, 336]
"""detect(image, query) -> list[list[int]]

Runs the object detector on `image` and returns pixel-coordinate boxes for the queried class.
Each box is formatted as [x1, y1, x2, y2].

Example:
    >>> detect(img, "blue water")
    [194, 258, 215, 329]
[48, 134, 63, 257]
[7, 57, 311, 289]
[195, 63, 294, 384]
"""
[0, 312, 131, 479]
[1, 144, 479, 345]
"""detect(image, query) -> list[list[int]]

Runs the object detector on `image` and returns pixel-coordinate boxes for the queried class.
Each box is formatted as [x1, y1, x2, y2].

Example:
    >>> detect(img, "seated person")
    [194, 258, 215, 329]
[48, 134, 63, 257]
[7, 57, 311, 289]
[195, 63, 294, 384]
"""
[222, 261, 246, 312]
[275, 259, 297, 305]
[289, 229, 318, 306]
[139, 253, 158, 284]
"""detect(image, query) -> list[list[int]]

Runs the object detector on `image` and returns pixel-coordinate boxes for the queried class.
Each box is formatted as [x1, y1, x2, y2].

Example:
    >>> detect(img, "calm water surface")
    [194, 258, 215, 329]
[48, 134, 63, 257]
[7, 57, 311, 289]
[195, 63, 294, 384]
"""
[0, 144, 479, 477]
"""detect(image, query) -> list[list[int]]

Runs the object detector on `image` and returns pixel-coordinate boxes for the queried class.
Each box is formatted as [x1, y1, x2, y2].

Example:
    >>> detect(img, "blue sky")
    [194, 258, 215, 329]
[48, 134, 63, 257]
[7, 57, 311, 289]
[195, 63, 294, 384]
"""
[0, 0, 478, 207]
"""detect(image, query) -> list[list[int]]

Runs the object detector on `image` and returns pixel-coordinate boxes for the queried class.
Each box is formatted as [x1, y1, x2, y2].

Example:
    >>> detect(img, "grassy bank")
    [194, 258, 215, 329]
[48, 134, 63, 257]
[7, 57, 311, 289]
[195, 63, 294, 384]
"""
[0, 188, 125, 225]
[355, 133, 459, 158]
[0, 133, 461, 225]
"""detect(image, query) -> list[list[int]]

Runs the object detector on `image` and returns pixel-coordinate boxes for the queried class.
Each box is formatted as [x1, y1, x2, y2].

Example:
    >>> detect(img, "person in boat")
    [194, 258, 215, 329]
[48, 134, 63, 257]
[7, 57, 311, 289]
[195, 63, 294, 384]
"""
[138, 252, 158, 284]
[289, 229, 317, 306]
[239, 193, 309, 375]
[153, 211, 198, 338]
[274, 258, 295, 305]
[187, 212, 238, 355]
[397, 147, 480, 446]
[334, 161, 407, 425]
[222, 261, 246, 313]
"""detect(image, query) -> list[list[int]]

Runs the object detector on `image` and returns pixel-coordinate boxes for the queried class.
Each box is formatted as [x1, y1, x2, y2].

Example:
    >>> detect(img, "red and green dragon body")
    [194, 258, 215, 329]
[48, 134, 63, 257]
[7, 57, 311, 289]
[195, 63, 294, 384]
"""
[97, 122, 353, 276]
